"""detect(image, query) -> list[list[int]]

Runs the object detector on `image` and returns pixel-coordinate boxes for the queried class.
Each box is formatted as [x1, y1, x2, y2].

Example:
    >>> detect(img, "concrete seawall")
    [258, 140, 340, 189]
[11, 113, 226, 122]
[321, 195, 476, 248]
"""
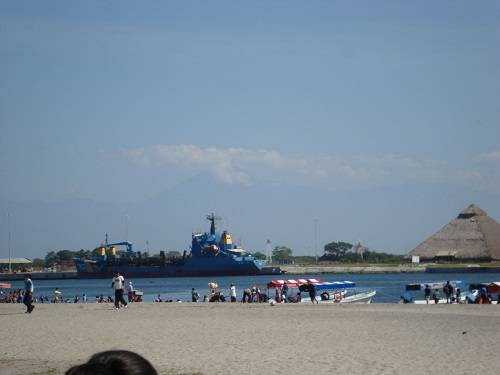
[0, 271, 78, 281]
[281, 265, 426, 274]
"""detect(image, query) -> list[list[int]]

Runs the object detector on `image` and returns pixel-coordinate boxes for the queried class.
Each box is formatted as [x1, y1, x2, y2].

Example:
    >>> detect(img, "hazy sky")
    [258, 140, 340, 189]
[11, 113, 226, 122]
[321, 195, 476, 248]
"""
[1, 1, 499, 258]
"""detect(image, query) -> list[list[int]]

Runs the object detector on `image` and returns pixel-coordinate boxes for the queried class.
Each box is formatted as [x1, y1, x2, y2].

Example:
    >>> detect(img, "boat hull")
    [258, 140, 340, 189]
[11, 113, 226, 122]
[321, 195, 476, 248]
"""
[301, 290, 376, 304]
[74, 256, 276, 279]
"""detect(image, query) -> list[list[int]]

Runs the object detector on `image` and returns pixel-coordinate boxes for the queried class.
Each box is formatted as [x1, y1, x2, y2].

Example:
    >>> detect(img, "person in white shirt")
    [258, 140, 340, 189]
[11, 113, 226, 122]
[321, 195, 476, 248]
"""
[54, 287, 62, 303]
[111, 272, 128, 309]
[230, 283, 237, 302]
[127, 281, 134, 303]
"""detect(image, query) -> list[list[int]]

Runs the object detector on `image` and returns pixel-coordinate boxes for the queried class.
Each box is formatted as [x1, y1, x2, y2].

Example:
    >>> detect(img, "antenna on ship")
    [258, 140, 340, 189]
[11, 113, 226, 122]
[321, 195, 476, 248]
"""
[206, 213, 221, 235]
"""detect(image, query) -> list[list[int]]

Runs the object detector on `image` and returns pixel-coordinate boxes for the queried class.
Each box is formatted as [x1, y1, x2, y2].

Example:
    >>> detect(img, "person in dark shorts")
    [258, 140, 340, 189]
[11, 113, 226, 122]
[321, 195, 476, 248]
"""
[424, 284, 431, 304]
[432, 288, 441, 304]
[23, 274, 35, 313]
[111, 272, 128, 309]
[308, 280, 318, 304]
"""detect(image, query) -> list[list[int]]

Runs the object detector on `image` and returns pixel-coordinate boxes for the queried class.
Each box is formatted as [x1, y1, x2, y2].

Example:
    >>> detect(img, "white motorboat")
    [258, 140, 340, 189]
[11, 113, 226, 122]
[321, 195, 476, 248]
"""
[403, 280, 478, 304]
[267, 278, 376, 304]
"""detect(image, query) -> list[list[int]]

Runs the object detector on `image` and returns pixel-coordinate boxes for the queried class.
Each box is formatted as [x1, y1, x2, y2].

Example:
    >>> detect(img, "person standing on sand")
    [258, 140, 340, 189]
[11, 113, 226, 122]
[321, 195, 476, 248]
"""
[281, 282, 289, 303]
[111, 272, 128, 309]
[443, 281, 453, 304]
[308, 280, 318, 304]
[230, 283, 237, 302]
[54, 287, 62, 303]
[432, 288, 440, 304]
[191, 287, 200, 302]
[127, 281, 134, 303]
[23, 274, 35, 313]
[424, 284, 431, 304]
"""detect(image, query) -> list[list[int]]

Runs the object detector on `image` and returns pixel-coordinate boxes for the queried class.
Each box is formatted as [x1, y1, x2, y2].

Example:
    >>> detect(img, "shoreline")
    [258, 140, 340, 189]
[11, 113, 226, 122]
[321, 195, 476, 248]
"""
[4, 263, 500, 282]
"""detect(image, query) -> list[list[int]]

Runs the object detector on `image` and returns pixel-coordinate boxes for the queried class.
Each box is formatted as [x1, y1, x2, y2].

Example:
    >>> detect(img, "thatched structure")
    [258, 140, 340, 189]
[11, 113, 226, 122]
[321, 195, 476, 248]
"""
[409, 204, 500, 260]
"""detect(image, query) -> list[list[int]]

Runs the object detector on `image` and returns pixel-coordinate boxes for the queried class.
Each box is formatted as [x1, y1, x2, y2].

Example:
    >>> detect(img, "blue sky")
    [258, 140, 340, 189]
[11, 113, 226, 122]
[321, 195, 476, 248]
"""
[1, 1, 499, 258]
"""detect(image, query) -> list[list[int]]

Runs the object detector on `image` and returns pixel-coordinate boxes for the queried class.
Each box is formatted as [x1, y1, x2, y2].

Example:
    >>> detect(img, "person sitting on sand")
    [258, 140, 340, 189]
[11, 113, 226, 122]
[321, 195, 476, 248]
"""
[65, 350, 158, 375]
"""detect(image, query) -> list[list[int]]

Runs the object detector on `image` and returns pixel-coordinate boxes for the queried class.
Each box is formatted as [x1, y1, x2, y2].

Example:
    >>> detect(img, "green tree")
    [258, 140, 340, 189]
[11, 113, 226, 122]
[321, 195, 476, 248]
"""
[44, 251, 59, 267]
[32, 258, 45, 269]
[322, 241, 353, 261]
[56, 250, 74, 261]
[272, 246, 293, 261]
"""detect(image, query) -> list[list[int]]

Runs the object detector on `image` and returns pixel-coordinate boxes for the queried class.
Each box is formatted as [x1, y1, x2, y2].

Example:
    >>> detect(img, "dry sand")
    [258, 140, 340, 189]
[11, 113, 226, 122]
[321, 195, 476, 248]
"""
[1, 302, 500, 375]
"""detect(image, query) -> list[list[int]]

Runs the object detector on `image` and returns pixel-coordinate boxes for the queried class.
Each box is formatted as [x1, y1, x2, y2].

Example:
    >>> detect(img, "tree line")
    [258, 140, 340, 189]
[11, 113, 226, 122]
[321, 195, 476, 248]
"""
[254, 242, 404, 264]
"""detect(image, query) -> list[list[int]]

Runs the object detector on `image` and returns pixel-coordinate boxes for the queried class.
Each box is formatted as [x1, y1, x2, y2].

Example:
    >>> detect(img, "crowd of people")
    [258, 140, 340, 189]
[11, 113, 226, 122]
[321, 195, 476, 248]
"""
[399, 280, 500, 304]
[3, 274, 499, 309]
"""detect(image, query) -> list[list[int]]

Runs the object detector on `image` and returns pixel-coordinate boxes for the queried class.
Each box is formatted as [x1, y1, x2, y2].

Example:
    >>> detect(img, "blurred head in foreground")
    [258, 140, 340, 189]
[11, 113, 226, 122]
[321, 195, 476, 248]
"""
[65, 350, 158, 375]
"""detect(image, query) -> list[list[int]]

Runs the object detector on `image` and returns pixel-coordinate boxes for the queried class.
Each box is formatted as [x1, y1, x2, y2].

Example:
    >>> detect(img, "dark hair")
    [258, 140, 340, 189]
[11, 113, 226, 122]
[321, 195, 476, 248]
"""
[65, 350, 158, 375]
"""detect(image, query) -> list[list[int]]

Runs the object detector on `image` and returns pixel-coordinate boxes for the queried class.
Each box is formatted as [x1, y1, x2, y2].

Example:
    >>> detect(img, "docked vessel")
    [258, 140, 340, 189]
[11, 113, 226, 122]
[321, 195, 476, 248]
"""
[74, 214, 281, 278]
[267, 278, 376, 304]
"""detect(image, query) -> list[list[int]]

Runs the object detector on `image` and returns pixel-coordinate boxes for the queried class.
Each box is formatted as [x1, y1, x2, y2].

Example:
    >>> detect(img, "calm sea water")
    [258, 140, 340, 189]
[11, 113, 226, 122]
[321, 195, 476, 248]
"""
[5, 272, 500, 303]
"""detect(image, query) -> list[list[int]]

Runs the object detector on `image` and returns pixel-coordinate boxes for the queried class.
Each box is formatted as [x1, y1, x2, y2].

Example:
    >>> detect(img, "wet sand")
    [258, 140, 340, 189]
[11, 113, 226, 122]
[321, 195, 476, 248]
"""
[1, 303, 500, 375]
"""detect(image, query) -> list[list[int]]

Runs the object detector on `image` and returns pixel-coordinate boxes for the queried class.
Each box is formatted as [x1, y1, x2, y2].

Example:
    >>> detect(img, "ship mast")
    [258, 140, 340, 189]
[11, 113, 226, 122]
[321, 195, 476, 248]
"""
[206, 213, 221, 235]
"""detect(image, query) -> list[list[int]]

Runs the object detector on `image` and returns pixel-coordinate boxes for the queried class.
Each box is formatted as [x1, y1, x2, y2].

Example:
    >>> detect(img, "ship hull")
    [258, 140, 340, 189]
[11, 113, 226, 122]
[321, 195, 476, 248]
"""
[74, 257, 278, 279]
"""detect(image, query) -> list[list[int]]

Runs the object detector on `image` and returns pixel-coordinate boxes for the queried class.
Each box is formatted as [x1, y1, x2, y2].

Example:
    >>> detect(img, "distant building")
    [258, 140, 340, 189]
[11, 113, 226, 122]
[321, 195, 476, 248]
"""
[408, 204, 500, 261]
[0, 258, 33, 272]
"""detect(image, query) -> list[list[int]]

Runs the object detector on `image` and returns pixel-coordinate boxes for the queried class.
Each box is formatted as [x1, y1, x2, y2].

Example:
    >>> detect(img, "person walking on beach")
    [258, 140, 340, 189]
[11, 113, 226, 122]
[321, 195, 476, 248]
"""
[230, 283, 237, 302]
[308, 280, 318, 304]
[111, 272, 128, 309]
[23, 274, 35, 313]
[455, 288, 461, 304]
[424, 284, 431, 304]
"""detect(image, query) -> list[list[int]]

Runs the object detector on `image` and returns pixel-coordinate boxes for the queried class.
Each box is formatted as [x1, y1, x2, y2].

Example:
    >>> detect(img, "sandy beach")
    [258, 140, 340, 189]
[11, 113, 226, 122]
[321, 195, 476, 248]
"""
[1, 303, 500, 375]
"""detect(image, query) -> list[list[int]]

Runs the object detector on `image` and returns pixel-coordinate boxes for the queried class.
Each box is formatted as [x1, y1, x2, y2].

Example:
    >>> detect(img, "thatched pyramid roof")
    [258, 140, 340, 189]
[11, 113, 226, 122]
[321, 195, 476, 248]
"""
[409, 204, 500, 260]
